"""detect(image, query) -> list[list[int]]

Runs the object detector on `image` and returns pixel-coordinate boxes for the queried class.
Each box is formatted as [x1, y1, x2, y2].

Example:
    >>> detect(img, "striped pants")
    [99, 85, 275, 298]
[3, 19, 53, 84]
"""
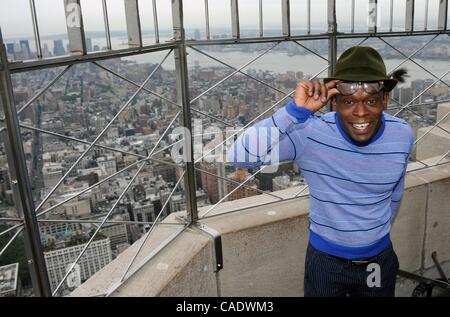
[304, 242, 399, 297]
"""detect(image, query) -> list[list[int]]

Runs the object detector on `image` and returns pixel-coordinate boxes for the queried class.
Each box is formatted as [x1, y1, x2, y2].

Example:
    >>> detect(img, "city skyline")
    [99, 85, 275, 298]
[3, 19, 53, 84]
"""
[0, 0, 443, 38]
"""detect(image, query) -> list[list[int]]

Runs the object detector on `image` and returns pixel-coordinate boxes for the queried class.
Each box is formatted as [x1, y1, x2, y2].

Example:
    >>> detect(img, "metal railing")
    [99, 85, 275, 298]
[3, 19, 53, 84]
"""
[0, 0, 449, 297]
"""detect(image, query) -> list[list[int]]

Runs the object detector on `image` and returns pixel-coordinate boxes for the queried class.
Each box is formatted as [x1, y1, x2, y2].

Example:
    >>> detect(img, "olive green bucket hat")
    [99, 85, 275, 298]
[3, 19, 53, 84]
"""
[323, 46, 406, 92]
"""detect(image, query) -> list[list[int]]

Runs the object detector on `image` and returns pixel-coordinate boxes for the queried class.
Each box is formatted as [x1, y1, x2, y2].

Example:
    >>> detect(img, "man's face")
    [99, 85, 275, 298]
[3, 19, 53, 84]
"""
[332, 88, 388, 143]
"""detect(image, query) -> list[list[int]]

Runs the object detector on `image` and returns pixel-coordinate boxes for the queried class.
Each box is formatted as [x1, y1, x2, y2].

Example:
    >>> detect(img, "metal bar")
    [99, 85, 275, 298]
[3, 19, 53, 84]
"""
[293, 41, 329, 62]
[414, 110, 450, 145]
[231, 0, 240, 39]
[195, 64, 329, 164]
[282, 0, 291, 37]
[34, 49, 173, 213]
[36, 147, 180, 219]
[389, 0, 394, 32]
[29, 0, 42, 59]
[188, 45, 292, 96]
[105, 224, 187, 296]
[119, 170, 186, 283]
[308, 0, 311, 34]
[193, 222, 222, 272]
[379, 37, 450, 89]
[36, 219, 183, 226]
[0, 223, 23, 238]
[0, 30, 51, 297]
[152, 0, 160, 44]
[0, 217, 23, 222]
[172, 0, 198, 223]
[369, 0, 378, 33]
[102, 0, 112, 50]
[8, 43, 176, 74]
[8, 31, 450, 73]
[405, 0, 415, 32]
[431, 251, 449, 281]
[424, 0, 429, 31]
[195, 166, 284, 200]
[259, 0, 263, 37]
[190, 42, 279, 104]
[199, 160, 450, 221]
[51, 108, 180, 294]
[0, 227, 24, 258]
[351, 0, 355, 33]
[124, 0, 142, 47]
[388, 33, 439, 75]
[16, 65, 73, 115]
[19, 123, 147, 160]
[438, 0, 448, 30]
[205, 0, 210, 40]
[294, 184, 309, 198]
[394, 70, 450, 116]
[388, 97, 450, 137]
[328, 0, 337, 33]
[201, 165, 270, 218]
[63, 0, 86, 54]
[435, 149, 450, 165]
[92, 61, 179, 107]
[36, 159, 141, 218]
[52, 155, 148, 296]
[92, 60, 233, 127]
[328, 0, 337, 108]
[398, 269, 450, 292]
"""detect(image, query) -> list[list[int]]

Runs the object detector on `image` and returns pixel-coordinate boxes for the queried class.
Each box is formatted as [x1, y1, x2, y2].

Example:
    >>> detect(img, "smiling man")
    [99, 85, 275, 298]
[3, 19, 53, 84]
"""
[228, 46, 414, 297]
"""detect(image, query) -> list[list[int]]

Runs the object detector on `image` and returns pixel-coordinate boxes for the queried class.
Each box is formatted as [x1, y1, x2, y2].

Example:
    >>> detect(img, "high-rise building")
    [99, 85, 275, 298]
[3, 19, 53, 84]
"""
[44, 237, 112, 293]
[198, 161, 226, 204]
[194, 29, 201, 40]
[19, 40, 31, 59]
[0, 263, 22, 297]
[43, 43, 51, 57]
[6, 43, 15, 59]
[101, 223, 128, 250]
[53, 40, 65, 56]
[85, 38, 92, 52]
[225, 169, 260, 202]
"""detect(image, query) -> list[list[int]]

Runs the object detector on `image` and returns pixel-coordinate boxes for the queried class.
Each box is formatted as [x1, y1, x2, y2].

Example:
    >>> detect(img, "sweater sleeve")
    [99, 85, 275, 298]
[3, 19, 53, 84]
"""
[227, 101, 313, 169]
[390, 127, 415, 221]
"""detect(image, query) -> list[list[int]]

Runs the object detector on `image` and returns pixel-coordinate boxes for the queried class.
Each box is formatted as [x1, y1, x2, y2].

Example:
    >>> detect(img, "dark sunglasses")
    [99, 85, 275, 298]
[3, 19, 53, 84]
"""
[336, 81, 384, 96]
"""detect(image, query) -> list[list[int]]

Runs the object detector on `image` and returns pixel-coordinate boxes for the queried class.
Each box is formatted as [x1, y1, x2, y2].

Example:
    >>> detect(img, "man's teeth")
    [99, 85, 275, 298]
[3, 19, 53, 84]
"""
[352, 123, 370, 130]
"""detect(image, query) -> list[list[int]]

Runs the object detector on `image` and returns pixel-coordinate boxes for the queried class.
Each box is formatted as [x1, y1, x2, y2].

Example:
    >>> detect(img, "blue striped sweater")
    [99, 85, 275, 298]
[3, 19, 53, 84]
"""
[228, 101, 414, 259]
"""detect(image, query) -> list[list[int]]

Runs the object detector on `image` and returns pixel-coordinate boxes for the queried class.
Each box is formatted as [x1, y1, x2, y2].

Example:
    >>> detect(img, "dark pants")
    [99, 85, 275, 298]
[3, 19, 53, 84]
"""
[304, 242, 399, 297]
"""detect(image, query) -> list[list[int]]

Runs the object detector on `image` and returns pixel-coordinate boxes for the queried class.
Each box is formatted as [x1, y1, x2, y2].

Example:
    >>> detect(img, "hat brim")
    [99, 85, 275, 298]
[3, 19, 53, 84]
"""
[323, 77, 398, 92]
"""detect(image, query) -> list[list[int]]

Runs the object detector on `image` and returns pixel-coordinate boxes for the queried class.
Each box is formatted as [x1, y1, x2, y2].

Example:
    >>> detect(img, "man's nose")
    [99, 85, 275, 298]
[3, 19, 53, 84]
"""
[353, 102, 369, 117]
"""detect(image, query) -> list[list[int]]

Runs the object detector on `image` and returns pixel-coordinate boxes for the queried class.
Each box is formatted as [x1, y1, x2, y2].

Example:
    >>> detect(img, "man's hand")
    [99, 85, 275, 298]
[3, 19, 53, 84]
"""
[294, 79, 340, 113]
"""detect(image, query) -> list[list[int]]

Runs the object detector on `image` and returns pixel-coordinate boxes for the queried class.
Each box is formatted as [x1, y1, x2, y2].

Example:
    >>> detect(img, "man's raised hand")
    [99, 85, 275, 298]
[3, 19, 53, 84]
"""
[294, 79, 340, 113]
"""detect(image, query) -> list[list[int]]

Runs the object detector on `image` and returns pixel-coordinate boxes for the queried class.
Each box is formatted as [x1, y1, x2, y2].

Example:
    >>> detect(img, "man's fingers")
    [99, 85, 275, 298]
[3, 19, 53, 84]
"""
[297, 82, 313, 96]
[321, 83, 328, 102]
[326, 88, 340, 101]
[325, 79, 339, 90]
[313, 81, 321, 100]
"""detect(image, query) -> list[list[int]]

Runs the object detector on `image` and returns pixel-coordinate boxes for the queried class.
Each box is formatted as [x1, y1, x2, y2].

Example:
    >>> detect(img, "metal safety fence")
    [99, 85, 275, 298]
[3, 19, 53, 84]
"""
[0, 0, 449, 297]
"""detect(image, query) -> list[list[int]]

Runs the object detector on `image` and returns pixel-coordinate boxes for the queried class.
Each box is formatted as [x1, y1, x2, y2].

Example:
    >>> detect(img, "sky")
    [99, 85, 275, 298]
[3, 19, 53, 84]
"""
[0, 0, 442, 39]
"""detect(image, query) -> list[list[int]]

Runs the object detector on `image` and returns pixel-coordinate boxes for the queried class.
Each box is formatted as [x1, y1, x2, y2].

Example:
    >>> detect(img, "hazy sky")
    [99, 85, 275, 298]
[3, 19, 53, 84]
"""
[0, 0, 439, 39]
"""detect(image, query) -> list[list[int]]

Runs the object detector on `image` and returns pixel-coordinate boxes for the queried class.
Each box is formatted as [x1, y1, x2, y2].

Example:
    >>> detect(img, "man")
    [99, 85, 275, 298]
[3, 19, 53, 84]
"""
[227, 46, 414, 297]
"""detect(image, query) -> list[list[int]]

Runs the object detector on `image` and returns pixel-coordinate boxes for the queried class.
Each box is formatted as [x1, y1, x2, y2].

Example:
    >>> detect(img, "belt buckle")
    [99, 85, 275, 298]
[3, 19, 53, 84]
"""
[351, 259, 370, 266]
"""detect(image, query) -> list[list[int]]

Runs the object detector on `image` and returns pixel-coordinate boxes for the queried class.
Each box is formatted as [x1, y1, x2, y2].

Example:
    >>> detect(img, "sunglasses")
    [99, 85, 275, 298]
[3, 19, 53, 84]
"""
[336, 81, 384, 96]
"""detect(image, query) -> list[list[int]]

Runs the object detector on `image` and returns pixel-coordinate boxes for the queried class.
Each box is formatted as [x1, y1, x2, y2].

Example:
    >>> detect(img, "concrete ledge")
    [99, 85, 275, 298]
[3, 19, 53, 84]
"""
[71, 162, 450, 297]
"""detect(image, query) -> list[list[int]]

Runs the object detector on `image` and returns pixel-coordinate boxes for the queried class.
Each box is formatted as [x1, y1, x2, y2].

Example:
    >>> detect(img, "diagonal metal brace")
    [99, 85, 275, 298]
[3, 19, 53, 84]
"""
[193, 222, 223, 272]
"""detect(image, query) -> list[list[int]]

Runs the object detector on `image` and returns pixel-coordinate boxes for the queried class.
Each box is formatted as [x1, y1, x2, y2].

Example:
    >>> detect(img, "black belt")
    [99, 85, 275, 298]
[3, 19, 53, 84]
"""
[326, 252, 383, 266]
